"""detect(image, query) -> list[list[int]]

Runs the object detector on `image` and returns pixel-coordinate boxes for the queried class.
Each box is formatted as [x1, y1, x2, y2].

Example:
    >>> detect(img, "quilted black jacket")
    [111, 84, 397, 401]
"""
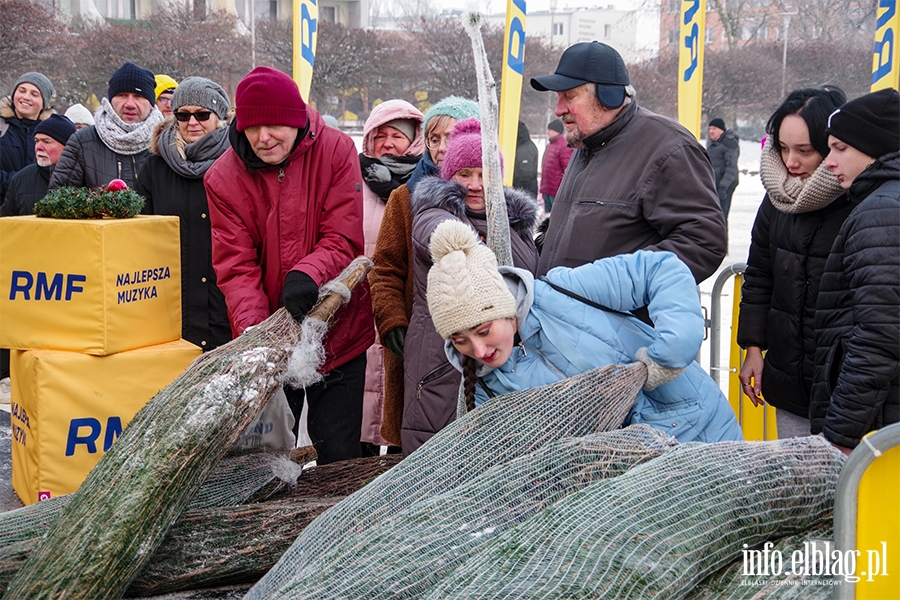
[810, 152, 900, 448]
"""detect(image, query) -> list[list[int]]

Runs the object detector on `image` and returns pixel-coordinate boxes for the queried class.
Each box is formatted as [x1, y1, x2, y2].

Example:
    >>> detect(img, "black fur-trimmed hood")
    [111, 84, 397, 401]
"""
[409, 175, 539, 241]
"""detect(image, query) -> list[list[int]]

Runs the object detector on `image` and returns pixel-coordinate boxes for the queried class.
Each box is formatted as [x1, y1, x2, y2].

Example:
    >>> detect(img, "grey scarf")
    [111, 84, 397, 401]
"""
[94, 97, 164, 156]
[157, 120, 230, 179]
[759, 136, 844, 214]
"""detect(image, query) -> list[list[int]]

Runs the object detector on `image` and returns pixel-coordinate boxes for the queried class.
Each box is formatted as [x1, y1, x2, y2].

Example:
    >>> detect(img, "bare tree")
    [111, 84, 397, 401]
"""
[706, 0, 774, 50]
[773, 0, 876, 42]
[0, 0, 71, 96]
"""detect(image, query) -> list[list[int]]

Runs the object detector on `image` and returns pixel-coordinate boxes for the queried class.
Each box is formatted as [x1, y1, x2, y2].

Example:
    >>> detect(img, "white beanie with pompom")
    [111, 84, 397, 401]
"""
[427, 219, 517, 339]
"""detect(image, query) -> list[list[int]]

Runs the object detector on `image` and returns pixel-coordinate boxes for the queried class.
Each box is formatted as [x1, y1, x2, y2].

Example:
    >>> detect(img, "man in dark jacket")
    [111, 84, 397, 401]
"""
[811, 88, 900, 454]
[204, 66, 375, 464]
[707, 117, 740, 220]
[49, 62, 164, 191]
[2, 114, 76, 215]
[530, 42, 726, 294]
[512, 120, 538, 198]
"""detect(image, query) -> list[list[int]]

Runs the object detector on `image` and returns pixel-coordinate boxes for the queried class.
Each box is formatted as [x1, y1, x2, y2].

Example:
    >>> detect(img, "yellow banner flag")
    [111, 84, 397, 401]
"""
[677, 0, 706, 139]
[293, 0, 318, 102]
[499, 0, 527, 187]
[872, 0, 900, 91]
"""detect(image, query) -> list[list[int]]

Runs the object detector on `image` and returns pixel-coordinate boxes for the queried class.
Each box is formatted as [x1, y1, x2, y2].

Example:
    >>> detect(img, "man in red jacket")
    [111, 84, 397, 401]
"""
[204, 66, 374, 464]
[539, 119, 573, 213]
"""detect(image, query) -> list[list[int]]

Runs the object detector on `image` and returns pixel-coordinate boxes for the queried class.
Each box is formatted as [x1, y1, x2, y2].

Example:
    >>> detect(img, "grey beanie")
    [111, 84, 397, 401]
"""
[12, 72, 55, 110]
[171, 77, 231, 120]
[381, 118, 417, 143]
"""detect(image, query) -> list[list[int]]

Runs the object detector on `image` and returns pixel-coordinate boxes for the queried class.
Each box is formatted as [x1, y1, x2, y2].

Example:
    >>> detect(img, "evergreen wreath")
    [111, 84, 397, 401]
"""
[35, 185, 145, 219]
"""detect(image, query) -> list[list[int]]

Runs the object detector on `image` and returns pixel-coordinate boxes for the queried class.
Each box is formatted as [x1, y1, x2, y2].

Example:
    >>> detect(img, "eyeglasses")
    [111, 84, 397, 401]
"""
[157, 96, 172, 106]
[425, 134, 450, 150]
[174, 111, 213, 122]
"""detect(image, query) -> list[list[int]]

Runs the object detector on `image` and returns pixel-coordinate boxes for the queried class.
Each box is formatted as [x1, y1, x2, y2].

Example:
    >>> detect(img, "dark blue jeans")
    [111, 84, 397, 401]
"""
[542, 194, 555, 213]
[285, 351, 366, 465]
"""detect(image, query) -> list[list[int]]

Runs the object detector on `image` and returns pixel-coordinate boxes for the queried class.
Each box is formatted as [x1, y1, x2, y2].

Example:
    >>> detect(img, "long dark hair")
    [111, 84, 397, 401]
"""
[766, 86, 846, 157]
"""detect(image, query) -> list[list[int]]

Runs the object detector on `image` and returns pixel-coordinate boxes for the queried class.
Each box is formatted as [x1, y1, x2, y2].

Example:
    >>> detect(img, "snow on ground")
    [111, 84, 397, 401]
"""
[699, 139, 763, 393]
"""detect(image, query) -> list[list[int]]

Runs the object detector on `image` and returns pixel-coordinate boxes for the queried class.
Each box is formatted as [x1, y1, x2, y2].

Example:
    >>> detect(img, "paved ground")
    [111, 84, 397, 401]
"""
[0, 411, 18, 512]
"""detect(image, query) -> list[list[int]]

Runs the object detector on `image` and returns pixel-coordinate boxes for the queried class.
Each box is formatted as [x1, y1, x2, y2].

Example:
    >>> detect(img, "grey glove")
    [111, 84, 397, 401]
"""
[635, 347, 686, 391]
[383, 327, 406, 358]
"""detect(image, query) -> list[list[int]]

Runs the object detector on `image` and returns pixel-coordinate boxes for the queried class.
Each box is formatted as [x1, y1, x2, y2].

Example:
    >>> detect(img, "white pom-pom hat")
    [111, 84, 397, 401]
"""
[427, 219, 517, 339]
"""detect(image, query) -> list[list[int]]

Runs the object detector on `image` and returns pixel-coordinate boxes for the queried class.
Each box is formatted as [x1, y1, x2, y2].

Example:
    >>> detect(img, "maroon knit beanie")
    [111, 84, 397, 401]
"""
[235, 66, 308, 132]
[440, 117, 504, 179]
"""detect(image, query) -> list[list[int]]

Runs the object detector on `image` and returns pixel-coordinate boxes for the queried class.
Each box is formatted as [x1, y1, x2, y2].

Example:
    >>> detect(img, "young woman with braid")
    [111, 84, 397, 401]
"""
[426, 219, 743, 443]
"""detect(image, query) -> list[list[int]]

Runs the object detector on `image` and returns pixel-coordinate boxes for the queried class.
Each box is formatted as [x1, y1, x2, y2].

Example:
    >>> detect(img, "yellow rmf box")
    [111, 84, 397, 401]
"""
[10, 339, 201, 505]
[0, 215, 182, 355]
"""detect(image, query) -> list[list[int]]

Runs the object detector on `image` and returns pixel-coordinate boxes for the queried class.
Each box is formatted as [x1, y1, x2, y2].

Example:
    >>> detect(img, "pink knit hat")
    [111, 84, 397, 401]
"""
[440, 117, 504, 179]
[235, 66, 308, 132]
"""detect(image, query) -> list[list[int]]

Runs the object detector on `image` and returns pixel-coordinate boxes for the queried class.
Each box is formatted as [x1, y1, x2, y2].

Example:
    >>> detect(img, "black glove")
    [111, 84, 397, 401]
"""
[383, 327, 407, 358]
[281, 271, 319, 322]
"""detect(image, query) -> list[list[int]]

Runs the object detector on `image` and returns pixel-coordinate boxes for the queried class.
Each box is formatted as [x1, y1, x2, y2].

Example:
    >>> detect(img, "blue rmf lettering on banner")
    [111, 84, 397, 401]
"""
[301, 0, 317, 67]
[683, 22, 700, 81]
[506, 0, 527, 75]
[872, 29, 895, 84]
[9, 271, 86, 300]
[878, 0, 896, 27]
[683, 0, 699, 24]
[65, 416, 123, 456]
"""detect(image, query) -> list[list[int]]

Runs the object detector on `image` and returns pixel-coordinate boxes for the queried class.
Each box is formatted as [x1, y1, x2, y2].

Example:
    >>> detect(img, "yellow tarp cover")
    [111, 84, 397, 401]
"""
[10, 339, 201, 505]
[0, 216, 182, 355]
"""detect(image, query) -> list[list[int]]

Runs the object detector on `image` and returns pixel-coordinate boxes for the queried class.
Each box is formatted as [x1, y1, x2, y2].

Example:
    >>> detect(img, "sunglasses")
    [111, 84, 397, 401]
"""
[174, 111, 214, 122]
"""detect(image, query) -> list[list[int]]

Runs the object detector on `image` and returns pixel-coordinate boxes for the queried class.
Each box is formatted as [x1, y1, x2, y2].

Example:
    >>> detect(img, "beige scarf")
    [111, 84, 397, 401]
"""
[759, 135, 844, 214]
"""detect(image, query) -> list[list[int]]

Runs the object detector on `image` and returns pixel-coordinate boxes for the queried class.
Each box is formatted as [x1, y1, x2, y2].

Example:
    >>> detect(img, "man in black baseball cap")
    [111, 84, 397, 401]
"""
[529, 41, 727, 311]
[532, 41, 631, 109]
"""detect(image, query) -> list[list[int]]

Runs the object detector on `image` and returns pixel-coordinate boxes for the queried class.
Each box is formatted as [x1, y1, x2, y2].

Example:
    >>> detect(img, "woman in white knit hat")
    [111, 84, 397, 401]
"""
[427, 219, 743, 444]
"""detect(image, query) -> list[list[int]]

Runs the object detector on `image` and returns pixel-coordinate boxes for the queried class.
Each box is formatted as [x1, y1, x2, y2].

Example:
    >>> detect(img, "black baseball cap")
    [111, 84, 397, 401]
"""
[531, 41, 630, 109]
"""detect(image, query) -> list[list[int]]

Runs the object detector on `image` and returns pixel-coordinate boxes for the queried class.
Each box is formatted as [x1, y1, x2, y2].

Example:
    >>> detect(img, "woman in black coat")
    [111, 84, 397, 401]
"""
[136, 77, 232, 351]
[736, 87, 852, 438]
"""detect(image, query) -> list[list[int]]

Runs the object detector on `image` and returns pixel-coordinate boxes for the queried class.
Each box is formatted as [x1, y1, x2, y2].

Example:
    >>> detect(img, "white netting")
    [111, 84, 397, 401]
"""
[424, 436, 844, 598]
[270, 425, 679, 597]
[245, 362, 647, 598]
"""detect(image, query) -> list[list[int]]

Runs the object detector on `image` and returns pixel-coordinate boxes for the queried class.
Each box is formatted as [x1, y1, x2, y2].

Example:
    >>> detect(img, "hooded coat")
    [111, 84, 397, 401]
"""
[810, 152, 900, 448]
[402, 176, 539, 453]
[445, 250, 744, 443]
[137, 118, 232, 351]
[204, 107, 375, 374]
[359, 100, 425, 447]
[0, 96, 54, 200]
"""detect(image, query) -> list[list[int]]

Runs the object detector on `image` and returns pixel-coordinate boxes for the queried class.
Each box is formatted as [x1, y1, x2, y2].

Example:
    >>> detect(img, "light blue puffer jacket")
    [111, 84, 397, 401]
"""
[445, 250, 743, 443]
